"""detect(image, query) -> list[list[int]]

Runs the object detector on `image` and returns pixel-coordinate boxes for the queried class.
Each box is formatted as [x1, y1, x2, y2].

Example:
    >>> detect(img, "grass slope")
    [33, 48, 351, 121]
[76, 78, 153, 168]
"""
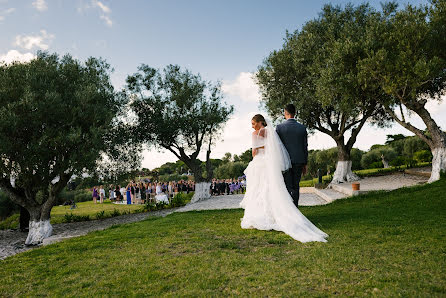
[51, 201, 142, 224]
[1, 179, 445, 296]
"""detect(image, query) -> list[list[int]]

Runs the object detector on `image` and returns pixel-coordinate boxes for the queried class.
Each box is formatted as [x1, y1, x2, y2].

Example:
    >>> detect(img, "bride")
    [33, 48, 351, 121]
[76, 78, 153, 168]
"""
[240, 114, 328, 243]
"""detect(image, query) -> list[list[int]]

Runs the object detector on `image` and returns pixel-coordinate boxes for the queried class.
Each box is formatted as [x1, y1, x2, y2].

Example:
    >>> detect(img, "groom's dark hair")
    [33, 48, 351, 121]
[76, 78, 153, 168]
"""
[285, 104, 296, 116]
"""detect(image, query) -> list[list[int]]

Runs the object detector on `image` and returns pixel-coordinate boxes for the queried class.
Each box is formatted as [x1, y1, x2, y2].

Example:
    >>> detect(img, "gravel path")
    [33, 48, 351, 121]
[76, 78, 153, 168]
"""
[175, 192, 327, 213]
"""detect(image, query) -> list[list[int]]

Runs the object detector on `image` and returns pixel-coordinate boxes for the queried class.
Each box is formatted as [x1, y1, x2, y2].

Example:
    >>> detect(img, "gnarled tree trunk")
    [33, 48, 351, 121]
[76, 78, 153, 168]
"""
[26, 206, 52, 246]
[0, 173, 71, 245]
[429, 146, 446, 183]
[384, 104, 446, 183]
[191, 182, 211, 203]
[331, 141, 360, 184]
[25, 192, 58, 245]
[189, 160, 212, 203]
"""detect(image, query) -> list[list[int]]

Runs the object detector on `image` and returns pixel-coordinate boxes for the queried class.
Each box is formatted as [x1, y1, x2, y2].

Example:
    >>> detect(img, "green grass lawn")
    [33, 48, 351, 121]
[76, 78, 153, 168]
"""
[1, 178, 445, 296]
[0, 201, 143, 229]
[50, 201, 142, 224]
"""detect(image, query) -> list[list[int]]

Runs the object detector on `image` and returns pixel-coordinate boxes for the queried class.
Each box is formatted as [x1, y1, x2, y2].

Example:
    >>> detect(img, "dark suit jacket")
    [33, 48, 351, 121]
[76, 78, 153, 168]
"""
[276, 119, 308, 165]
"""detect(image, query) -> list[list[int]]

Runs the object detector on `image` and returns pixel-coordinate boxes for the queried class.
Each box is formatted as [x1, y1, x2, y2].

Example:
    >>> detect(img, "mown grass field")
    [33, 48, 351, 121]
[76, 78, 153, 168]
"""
[50, 201, 142, 223]
[0, 177, 445, 296]
[0, 201, 143, 229]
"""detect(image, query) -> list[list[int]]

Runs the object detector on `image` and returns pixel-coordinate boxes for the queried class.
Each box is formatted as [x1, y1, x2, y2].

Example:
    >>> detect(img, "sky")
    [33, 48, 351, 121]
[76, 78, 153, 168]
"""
[1, 0, 445, 170]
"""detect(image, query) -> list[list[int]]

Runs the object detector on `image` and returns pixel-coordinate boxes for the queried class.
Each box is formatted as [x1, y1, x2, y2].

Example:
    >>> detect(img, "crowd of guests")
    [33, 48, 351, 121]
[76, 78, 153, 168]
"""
[91, 178, 246, 205]
[91, 180, 195, 205]
[210, 178, 246, 196]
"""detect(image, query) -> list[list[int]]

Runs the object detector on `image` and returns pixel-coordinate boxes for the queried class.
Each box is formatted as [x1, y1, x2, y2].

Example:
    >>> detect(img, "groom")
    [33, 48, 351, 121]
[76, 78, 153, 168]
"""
[276, 104, 308, 207]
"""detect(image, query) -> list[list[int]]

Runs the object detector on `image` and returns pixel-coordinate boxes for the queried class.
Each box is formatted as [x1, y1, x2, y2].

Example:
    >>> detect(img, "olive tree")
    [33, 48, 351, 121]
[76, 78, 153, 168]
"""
[359, 1, 446, 182]
[126, 64, 234, 202]
[257, 4, 390, 184]
[0, 52, 130, 244]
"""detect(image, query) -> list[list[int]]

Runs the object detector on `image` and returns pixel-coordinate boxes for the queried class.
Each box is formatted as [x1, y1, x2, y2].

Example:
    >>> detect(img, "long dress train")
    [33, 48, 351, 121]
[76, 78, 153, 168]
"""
[240, 122, 328, 243]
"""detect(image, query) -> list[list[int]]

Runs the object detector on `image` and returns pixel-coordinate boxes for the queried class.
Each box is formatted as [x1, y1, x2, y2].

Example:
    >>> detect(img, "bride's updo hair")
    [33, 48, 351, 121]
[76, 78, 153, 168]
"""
[252, 114, 267, 127]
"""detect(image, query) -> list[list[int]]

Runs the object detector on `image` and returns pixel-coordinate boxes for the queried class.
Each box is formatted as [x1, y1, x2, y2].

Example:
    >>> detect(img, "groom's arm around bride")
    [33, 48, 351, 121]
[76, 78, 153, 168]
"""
[275, 104, 308, 207]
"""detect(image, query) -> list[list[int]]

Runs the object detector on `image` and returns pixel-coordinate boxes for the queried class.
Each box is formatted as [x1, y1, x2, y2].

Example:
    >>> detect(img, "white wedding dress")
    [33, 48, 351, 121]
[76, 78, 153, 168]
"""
[240, 120, 328, 243]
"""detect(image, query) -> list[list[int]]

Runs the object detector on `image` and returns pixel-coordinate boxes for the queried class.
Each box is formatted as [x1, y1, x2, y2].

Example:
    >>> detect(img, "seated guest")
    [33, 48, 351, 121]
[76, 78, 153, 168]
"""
[155, 182, 169, 203]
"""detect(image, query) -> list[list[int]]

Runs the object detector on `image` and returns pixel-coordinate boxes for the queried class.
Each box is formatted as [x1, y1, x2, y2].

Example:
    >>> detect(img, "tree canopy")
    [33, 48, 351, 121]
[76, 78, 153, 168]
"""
[257, 3, 391, 183]
[126, 64, 234, 185]
[0, 52, 129, 244]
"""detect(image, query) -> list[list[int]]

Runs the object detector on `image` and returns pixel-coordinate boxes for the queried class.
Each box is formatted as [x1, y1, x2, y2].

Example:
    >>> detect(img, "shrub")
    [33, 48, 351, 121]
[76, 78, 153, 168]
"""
[0, 191, 19, 220]
[58, 189, 92, 204]
[73, 190, 92, 203]
[63, 213, 90, 223]
[170, 193, 188, 207]
[0, 213, 20, 230]
[390, 156, 406, 167]
[361, 147, 397, 169]
[95, 210, 106, 220]
[413, 150, 432, 163]
[110, 209, 121, 217]
[143, 201, 156, 212]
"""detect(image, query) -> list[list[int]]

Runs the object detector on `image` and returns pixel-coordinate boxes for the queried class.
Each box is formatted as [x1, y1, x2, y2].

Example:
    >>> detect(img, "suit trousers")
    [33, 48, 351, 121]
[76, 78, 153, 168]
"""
[283, 163, 304, 207]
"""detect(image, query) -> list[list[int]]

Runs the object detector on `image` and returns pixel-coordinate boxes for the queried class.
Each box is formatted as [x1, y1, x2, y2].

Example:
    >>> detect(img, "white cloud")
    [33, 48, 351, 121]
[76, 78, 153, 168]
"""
[14, 30, 54, 50]
[222, 72, 261, 103]
[100, 14, 112, 27]
[93, 0, 110, 14]
[426, 95, 446, 115]
[0, 50, 35, 64]
[87, 0, 113, 27]
[77, 0, 113, 27]
[0, 7, 15, 21]
[32, 0, 47, 12]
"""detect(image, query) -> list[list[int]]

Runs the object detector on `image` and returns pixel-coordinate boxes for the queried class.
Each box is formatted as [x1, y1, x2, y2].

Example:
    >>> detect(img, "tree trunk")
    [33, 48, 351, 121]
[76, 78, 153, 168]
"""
[415, 107, 446, 183]
[381, 154, 390, 169]
[189, 161, 212, 203]
[331, 141, 360, 184]
[388, 104, 446, 183]
[25, 205, 52, 246]
[191, 182, 211, 203]
[429, 146, 446, 183]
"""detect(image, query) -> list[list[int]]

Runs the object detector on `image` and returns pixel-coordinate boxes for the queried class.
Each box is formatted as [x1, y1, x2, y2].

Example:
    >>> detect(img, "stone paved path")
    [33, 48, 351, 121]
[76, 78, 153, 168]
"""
[175, 192, 327, 213]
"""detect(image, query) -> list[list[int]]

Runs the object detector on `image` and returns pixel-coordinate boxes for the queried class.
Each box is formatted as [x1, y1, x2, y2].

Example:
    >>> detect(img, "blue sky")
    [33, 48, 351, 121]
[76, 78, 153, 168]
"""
[1, 0, 444, 169]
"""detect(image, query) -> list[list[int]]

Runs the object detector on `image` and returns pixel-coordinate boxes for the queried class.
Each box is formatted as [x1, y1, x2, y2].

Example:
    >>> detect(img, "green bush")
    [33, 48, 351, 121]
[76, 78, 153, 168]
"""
[390, 156, 406, 167]
[0, 191, 19, 220]
[63, 213, 90, 223]
[214, 161, 248, 179]
[170, 193, 188, 207]
[95, 210, 106, 220]
[413, 150, 432, 163]
[0, 213, 19, 229]
[110, 209, 121, 217]
[361, 147, 397, 169]
[58, 189, 92, 204]
[73, 191, 92, 203]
